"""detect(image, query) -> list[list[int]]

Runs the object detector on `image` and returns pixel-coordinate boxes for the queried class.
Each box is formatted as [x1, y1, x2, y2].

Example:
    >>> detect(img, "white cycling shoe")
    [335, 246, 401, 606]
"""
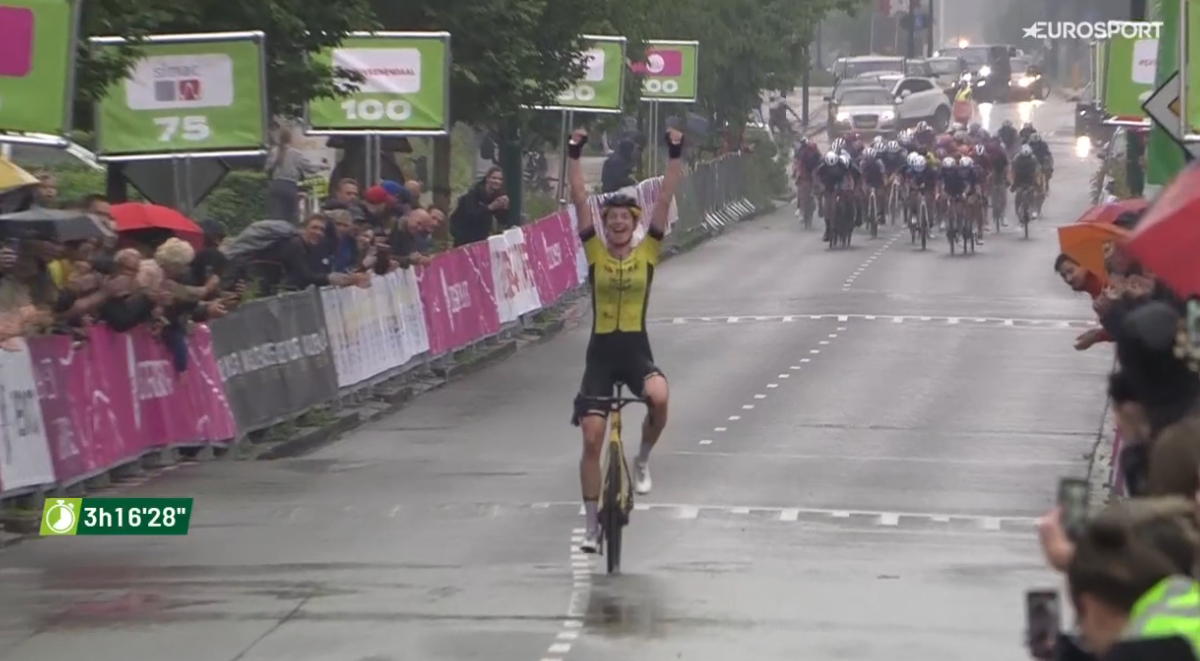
[634, 460, 652, 495]
[580, 530, 599, 554]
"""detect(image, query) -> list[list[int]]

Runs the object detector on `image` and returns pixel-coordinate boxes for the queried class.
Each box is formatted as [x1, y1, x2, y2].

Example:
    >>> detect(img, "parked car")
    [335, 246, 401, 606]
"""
[928, 56, 968, 87]
[825, 86, 899, 139]
[826, 75, 951, 134]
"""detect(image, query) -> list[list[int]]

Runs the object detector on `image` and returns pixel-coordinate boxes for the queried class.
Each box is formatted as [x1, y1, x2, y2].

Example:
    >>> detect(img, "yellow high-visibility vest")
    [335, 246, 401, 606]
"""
[955, 87, 972, 103]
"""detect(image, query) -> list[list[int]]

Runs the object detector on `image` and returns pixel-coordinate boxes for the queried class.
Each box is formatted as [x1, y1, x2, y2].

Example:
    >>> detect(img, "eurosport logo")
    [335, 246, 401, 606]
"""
[0, 6, 35, 78]
[334, 48, 421, 94]
[126, 54, 235, 110]
[1023, 21, 1163, 40]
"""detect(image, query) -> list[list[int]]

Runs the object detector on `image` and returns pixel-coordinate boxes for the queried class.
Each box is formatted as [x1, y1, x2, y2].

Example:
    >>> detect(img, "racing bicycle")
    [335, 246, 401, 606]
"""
[947, 193, 975, 255]
[1014, 184, 1035, 238]
[865, 188, 880, 239]
[796, 178, 816, 230]
[887, 176, 905, 226]
[581, 384, 643, 574]
[908, 189, 931, 251]
[991, 178, 1008, 233]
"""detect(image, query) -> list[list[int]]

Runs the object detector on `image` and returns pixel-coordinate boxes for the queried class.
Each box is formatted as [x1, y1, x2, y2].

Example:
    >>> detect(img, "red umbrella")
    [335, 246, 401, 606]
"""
[110, 203, 204, 249]
[1125, 163, 1200, 297]
[1075, 198, 1149, 225]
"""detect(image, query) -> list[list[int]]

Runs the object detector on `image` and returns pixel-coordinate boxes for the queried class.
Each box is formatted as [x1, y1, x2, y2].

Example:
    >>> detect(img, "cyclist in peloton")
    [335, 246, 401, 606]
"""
[1010, 144, 1041, 218]
[1026, 132, 1054, 194]
[815, 151, 851, 240]
[941, 155, 981, 243]
[901, 152, 937, 229]
[998, 120, 1020, 154]
[982, 138, 1010, 226]
[793, 137, 823, 218]
[566, 127, 684, 553]
[1018, 121, 1037, 143]
[859, 147, 887, 226]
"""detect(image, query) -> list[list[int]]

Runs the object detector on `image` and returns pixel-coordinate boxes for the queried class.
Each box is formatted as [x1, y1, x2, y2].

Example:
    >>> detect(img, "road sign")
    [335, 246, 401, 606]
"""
[1142, 71, 1200, 160]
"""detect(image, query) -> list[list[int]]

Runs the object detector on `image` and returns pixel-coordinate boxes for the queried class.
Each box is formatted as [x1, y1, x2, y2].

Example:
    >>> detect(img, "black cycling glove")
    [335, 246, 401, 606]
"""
[567, 133, 588, 160]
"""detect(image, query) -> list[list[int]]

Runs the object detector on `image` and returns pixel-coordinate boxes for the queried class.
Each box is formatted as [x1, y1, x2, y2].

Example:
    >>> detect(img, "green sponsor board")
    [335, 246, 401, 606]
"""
[0, 0, 80, 136]
[639, 40, 699, 102]
[306, 32, 451, 135]
[534, 36, 627, 112]
[1102, 34, 1158, 118]
[92, 32, 268, 160]
[1147, 0, 1199, 184]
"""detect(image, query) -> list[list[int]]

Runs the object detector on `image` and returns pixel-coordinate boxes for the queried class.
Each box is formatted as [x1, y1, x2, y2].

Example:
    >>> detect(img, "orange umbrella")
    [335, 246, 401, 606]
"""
[1057, 222, 1130, 279]
[1073, 198, 1148, 225]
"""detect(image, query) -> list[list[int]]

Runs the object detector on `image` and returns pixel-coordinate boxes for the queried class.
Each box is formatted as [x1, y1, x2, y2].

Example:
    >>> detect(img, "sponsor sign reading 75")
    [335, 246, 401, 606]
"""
[91, 32, 268, 159]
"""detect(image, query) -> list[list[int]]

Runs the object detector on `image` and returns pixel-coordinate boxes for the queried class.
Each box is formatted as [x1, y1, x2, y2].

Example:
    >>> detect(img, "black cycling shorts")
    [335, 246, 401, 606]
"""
[572, 333, 665, 424]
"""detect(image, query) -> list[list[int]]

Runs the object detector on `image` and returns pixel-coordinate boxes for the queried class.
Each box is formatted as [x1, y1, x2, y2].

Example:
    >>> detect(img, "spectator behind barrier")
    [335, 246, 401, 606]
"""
[1109, 302, 1200, 498]
[450, 167, 511, 247]
[388, 208, 434, 267]
[265, 128, 321, 223]
[601, 139, 639, 193]
[1066, 516, 1200, 661]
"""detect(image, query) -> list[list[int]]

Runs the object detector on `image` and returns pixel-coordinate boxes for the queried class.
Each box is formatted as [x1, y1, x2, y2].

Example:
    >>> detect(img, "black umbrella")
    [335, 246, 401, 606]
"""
[0, 207, 107, 243]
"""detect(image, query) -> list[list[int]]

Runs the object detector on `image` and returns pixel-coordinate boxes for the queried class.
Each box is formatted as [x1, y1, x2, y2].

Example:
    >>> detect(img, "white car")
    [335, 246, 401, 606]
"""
[827, 86, 898, 139]
[889, 76, 952, 131]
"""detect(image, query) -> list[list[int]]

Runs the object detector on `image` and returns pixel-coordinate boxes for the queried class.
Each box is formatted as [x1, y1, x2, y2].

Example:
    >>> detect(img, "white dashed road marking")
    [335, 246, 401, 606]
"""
[661, 314, 1094, 328]
[546, 530, 592, 661]
[843, 232, 903, 291]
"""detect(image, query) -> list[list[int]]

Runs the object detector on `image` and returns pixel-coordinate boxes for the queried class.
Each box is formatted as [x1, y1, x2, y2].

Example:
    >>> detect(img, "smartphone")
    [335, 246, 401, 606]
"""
[1058, 477, 1090, 541]
[1186, 299, 1200, 348]
[1026, 589, 1061, 660]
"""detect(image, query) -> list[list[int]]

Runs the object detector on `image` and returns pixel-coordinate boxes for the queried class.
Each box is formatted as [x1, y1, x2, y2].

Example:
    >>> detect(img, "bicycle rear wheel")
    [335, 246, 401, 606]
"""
[868, 194, 878, 238]
[603, 440, 623, 574]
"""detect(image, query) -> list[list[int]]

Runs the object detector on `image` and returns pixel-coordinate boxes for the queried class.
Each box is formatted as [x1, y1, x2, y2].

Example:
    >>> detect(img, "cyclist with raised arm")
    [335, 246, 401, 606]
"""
[567, 127, 684, 553]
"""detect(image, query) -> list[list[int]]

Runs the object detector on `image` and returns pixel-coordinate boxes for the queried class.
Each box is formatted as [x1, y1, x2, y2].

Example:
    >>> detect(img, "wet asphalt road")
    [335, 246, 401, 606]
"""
[0, 100, 1115, 661]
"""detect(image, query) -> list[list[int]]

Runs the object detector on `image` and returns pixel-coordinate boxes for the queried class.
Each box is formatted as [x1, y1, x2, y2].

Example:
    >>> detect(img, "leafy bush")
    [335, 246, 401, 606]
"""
[199, 171, 269, 235]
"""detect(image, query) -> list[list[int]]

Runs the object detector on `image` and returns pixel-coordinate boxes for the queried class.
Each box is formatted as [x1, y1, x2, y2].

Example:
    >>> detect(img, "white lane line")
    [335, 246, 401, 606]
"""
[714, 427, 727, 432]
[780, 509, 800, 521]
[879, 513, 900, 526]
[549, 527, 593, 661]
[754, 394, 767, 399]
[728, 415, 741, 421]
[699, 439, 713, 445]
[742, 404, 755, 410]
[766, 383, 779, 388]
[658, 314, 1095, 327]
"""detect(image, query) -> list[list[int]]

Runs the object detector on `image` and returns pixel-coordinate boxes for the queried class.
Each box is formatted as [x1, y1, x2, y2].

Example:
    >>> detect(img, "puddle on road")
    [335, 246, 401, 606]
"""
[584, 574, 667, 638]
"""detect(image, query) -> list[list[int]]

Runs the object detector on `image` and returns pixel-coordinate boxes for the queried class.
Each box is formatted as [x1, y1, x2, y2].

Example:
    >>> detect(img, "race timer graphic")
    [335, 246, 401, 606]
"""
[41, 498, 194, 535]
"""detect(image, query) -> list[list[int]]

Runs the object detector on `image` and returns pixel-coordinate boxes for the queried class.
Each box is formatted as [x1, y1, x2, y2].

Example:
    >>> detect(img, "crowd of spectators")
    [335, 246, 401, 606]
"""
[0, 145, 524, 369]
[1034, 207, 1200, 661]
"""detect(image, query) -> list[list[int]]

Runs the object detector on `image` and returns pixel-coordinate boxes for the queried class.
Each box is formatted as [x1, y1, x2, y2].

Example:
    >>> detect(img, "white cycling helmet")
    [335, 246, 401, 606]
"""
[974, 144, 986, 156]
[863, 147, 877, 159]
[824, 151, 839, 165]
[942, 157, 956, 168]
[960, 156, 973, 168]
[1019, 144, 1034, 156]
[839, 153, 852, 167]
[886, 140, 901, 152]
[872, 135, 885, 145]
[907, 153, 926, 170]
[1029, 132, 1043, 143]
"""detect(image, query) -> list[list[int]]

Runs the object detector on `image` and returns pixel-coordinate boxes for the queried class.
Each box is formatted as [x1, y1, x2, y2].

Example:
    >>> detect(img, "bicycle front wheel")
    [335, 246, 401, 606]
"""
[603, 442, 624, 574]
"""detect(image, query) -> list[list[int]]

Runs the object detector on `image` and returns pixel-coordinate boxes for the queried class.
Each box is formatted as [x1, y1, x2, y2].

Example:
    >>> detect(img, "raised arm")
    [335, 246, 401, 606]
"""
[567, 129, 594, 234]
[649, 128, 685, 234]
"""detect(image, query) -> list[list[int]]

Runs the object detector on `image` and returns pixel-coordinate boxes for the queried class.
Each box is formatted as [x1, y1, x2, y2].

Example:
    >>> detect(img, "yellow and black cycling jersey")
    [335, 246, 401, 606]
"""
[580, 226, 664, 335]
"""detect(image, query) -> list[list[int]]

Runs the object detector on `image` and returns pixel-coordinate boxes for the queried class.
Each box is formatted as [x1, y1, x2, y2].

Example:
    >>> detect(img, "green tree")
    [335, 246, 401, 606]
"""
[372, 0, 614, 126]
[73, 0, 377, 118]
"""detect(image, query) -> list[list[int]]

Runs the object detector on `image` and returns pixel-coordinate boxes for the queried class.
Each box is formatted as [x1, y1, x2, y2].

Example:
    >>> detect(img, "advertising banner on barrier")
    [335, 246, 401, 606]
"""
[523, 212, 580, 305]
[210, 290, 339, 433]
[418, 242, 500, 355]
[90, 31, 269, 160]
[488, 228, 541, 323]
[27, 326, 236, 486]
[320, 270, 431, 388]
[0, 339, 53, 494]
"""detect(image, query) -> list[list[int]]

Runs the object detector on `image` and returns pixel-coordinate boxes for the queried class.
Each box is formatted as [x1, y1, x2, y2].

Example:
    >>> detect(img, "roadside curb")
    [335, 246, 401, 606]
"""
[1084, 399, 1116, 514]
